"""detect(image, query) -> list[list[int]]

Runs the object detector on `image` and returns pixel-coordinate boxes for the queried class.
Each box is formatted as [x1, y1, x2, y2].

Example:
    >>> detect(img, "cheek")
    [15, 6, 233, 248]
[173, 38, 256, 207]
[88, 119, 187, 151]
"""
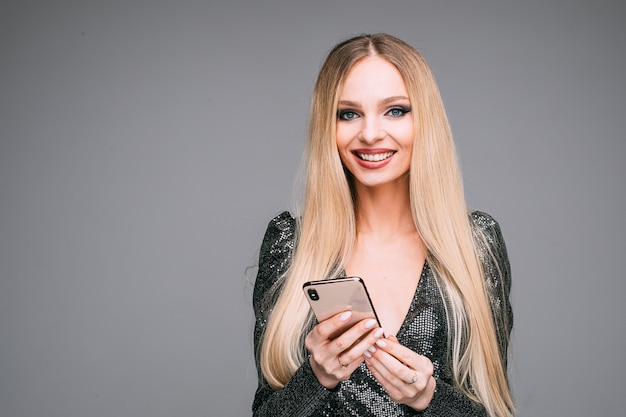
[335, 126, 349, 146]
[336, 119, 362, 143]
[335, 127, 353, 156]
[335, 145, 350, 166]
[394, 122, 414, 148]
[334, 135, 353, 168]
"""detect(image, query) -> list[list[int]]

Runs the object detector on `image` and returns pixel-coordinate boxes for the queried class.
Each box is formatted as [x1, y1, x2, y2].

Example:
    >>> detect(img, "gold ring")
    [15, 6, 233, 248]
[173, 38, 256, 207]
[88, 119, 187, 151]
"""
[337, 356, 348, 370]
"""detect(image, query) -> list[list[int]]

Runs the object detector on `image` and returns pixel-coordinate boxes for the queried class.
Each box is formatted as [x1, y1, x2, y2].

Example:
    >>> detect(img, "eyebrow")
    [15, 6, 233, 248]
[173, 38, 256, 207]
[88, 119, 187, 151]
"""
[338, 95, 410, 108]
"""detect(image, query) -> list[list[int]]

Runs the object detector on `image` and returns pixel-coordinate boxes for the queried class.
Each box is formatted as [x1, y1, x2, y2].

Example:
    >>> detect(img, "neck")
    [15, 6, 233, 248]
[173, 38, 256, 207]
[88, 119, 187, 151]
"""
[353, 179, 416, 237]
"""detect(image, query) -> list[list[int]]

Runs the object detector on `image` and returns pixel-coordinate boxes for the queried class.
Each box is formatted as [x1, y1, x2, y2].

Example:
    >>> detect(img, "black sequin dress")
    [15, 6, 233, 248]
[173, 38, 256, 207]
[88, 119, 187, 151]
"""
[252, 211, 512, 416]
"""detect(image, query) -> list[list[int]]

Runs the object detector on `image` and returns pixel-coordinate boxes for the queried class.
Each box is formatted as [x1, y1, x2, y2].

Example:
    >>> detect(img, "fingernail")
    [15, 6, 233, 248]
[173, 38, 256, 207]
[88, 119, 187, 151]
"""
[339, 311, 352, 322]
[374, 328, 384, 338]
[363, 350, 372, 358]
[368, 345, 377, 353]
[376, 339, 387, 348]
[364, 319, 377, 329]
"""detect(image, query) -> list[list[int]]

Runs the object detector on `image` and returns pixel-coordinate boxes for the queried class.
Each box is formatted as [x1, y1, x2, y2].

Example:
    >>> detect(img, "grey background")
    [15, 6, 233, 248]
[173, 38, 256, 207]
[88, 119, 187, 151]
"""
[1, 1, 624, 416]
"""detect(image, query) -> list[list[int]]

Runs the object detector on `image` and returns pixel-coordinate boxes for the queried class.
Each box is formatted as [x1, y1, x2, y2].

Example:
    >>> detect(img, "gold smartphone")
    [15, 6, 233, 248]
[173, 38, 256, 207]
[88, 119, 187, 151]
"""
[302, 277, 380, 339]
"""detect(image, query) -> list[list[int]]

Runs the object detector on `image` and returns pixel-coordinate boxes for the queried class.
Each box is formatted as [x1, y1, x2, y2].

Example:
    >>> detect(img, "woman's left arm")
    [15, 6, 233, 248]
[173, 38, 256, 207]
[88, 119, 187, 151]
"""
[471, 211, 513, 362]
[365, 212, 512, 416]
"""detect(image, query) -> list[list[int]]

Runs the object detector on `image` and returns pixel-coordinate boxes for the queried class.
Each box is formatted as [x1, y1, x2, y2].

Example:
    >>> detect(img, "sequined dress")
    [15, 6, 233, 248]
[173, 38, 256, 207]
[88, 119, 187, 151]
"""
[252, 211, 512, 416]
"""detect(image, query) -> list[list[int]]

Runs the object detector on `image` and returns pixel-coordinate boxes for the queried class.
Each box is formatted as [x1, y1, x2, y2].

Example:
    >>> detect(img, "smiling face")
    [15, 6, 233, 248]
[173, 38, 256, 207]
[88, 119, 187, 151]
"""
[335, 56, 414, 191]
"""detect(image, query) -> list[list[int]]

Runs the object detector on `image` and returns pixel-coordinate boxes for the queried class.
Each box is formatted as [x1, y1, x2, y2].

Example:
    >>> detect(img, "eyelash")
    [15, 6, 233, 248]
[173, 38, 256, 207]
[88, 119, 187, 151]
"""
[337, 106, 411, 121]
[386, 106, 411, 118]
[337, 110, 359, 120]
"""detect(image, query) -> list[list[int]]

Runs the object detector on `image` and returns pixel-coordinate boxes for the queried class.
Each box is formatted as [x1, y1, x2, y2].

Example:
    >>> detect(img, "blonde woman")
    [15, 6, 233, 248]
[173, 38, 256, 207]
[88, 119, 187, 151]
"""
[252, 33, 514, 417]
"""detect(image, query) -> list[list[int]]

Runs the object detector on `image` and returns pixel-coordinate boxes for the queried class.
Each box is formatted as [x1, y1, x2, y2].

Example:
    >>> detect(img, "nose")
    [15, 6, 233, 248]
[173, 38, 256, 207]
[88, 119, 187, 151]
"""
[359, 116, 384, 143]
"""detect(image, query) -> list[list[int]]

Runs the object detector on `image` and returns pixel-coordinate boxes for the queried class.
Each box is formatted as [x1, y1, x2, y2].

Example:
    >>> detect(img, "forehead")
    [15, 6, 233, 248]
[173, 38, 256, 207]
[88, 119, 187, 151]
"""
[339, 56, 408, 99]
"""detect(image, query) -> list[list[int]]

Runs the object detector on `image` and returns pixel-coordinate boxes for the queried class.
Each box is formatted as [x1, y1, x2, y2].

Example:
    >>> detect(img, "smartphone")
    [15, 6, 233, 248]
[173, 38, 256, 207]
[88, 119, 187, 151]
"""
[302, 277, 380, 339]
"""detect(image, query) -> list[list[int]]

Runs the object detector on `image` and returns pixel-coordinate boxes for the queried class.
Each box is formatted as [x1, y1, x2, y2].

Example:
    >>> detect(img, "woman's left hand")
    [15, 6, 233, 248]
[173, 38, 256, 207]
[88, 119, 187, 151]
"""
[364, 335, 436, 411]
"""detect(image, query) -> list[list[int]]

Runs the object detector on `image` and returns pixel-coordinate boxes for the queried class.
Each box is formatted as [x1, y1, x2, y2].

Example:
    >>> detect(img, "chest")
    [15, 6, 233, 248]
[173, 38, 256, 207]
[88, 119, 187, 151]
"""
[344, 241, 425, 336]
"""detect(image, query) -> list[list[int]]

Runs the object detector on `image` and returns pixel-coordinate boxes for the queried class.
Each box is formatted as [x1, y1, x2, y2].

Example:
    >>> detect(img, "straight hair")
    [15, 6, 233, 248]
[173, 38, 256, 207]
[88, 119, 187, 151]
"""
[258, 33, 514, 417]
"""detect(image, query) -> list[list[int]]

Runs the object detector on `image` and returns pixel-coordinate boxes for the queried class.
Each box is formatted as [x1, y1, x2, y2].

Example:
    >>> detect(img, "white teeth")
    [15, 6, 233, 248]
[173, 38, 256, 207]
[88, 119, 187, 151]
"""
[357, 152, 394, 162]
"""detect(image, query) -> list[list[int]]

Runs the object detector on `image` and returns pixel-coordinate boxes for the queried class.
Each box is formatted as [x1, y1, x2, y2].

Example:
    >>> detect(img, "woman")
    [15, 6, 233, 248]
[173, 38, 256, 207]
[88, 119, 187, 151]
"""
[252, 33, 514, 416]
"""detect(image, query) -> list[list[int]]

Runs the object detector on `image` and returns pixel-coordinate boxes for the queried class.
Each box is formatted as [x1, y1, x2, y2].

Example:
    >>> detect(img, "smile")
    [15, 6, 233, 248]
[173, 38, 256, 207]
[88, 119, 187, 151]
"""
[354, 151, 395, 162]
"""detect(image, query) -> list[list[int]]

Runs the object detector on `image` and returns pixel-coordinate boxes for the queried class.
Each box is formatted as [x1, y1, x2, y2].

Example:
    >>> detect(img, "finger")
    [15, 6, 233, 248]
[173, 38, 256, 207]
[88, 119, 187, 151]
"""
[370, 338, 433, 382]
[367, 355, 435, 411]
[366, 348, 416, 390]
[373, 337, 417, 367]
[375, 338, 434, 377]
[306, 313, 379, 367]
[309, 310, 353, 343]
[365, 352, 422, 406]
[307, 350, 363, 390]
[366, 350, 432, 407]
[334, 319, 385, 365]
[335, 353, 365, 375]
[366, 340, 436, 410]
[370, 352, 433, 404]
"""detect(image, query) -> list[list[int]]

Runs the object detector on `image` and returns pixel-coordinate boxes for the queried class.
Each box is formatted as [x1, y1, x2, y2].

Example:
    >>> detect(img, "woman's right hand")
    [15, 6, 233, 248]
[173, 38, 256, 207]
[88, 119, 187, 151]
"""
[304, 311, 385, 389]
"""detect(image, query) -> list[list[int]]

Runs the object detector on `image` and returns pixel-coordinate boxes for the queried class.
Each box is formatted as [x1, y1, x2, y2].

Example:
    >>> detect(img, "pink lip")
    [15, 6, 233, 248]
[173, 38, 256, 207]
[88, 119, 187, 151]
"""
[351, 149, 395, 169]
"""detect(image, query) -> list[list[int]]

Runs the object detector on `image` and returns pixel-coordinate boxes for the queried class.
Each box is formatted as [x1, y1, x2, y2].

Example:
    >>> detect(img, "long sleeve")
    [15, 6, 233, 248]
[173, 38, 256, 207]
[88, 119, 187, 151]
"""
[251, 212, 333, 416]
[250, 211, 513, 416]
[471, 211, 513, 366]
[415, 211, 513, 417]
[403, 211, 513, 417]
[418, 379, 488, 416]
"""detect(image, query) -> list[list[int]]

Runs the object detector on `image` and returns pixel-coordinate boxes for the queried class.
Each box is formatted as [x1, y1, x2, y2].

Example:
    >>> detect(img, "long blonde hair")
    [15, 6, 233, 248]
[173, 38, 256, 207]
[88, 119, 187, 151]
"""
[259, 33, 513, 417]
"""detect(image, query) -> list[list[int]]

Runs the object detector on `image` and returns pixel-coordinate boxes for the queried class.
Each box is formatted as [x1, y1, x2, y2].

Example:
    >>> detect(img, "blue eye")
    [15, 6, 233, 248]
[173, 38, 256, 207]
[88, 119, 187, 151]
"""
[386, 107, 411, 118]
[338, 110, 359, 121]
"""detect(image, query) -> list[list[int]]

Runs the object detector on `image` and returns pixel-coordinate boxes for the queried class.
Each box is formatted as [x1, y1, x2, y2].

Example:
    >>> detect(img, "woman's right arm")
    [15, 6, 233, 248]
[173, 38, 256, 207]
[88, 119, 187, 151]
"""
[252, 361, 332, 417]
[251, 212, 333, 417]
[252, 212, 385, 415]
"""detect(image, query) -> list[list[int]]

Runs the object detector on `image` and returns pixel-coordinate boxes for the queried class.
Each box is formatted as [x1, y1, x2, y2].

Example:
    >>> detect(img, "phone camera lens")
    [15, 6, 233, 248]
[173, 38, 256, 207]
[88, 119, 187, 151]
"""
[307, 289, 319, 301]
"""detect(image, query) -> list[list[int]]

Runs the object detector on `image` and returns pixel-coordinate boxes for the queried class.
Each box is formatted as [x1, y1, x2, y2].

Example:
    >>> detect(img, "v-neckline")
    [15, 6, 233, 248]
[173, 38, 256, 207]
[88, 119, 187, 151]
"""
[395, 260, 430, 338]
[337, 260, 430, 338]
